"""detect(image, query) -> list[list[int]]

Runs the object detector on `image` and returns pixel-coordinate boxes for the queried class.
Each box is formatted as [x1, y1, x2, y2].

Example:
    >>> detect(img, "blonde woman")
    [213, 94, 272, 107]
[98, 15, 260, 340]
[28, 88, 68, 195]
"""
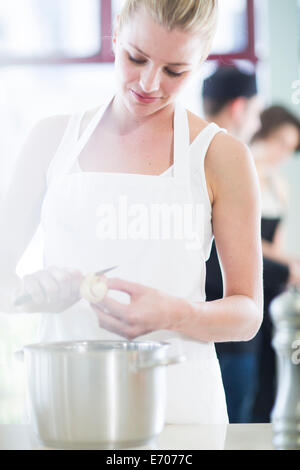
[0, 0, 263, 424]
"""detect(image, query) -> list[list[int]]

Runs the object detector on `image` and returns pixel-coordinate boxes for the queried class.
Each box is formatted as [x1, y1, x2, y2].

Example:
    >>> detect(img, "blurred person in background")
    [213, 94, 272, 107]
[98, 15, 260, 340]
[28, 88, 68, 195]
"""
[250, 105, 300, 422]
[202, 65, 263, 423]
[202, 68, 300, 424]
[202, 66, 262, 144]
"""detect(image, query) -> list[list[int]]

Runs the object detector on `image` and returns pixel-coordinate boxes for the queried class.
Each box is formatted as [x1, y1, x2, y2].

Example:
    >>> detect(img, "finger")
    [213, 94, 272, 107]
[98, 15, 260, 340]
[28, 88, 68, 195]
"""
[36, 270, 60, 303]
[92, 306, 134, 339]
[47, 267, 72, 301]
[22, 275, 46, 305]
[64, 268, 84, 282]
[49, 266, 82, 302]
[97, 296, 129, 320]
[64, 268, 83, 299]
[106, 277, 142, 297]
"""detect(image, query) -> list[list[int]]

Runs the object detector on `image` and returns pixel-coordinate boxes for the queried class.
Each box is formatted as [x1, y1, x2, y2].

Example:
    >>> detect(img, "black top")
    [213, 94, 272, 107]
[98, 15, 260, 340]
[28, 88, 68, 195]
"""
[206, 217, 290, 354]
[261, 217, 281, 242]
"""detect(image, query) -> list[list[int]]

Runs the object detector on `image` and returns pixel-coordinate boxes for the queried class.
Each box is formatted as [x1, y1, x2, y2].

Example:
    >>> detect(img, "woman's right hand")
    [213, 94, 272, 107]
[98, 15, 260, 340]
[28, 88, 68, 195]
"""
[15, 266, 84, 313]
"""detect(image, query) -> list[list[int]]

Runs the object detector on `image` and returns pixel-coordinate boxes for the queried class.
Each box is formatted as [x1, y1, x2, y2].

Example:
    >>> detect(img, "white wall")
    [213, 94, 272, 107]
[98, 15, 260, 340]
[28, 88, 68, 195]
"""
[267, 0, 300, 256]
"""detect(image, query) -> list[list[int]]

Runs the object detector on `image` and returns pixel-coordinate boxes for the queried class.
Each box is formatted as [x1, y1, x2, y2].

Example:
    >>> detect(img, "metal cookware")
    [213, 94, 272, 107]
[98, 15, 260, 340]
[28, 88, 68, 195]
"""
[19, 340, 184, 449]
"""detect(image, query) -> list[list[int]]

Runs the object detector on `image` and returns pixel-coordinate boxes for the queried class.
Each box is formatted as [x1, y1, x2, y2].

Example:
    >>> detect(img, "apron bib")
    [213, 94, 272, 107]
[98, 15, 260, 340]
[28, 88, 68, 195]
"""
[38, 94, 228, 424]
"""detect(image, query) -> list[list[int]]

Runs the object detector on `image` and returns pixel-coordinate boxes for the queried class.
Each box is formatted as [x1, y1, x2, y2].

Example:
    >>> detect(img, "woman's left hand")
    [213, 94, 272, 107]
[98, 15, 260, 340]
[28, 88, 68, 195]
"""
[91, 277, 186, 339]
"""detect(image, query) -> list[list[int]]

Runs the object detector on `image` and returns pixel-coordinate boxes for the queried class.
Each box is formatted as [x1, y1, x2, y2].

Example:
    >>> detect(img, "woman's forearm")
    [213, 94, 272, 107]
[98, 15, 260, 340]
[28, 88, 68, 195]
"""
[171, 295, 263, 343]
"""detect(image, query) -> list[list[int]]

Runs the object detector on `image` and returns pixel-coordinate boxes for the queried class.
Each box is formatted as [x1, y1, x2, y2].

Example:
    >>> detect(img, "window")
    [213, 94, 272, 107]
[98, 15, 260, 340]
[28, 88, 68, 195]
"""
[212, 0, 249, 54]
[0, 0, 257, 65]
[0, 0, 101, 58]
[210, 0, 257, 63]
[0, 0, 112, 64]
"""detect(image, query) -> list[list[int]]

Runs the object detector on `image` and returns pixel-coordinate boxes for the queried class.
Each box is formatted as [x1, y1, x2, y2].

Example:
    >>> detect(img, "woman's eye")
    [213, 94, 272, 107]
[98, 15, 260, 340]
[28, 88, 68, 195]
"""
[128, 55, 146, 64]
[165, 69, 183, 78]
[128, 54, 183, 78]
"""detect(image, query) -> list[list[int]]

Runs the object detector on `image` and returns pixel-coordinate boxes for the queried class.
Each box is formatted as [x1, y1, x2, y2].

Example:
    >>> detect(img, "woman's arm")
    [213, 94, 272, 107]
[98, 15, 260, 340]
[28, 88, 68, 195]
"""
[172, 135, 263, 342]
[0, 115, 69, 312]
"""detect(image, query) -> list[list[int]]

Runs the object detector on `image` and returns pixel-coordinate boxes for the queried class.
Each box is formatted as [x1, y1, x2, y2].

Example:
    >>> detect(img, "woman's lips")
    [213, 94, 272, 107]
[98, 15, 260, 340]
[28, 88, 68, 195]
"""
[130, 89, 161, 103]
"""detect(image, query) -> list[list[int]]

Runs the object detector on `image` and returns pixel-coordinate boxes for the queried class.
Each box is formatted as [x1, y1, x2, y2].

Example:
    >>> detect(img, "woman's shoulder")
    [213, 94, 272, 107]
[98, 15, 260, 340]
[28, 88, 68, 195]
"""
[186, 109, 234, 144]
[32, 113, 70, 137]
[205, 131, 254, 206]
[23, 114, 71, 168]
[186, 110, 209, 145]
[29, 105, 101, 160]
[186, 111, 252, 204]
[206, 130, 251, 165]
[34, 104, 101, 139]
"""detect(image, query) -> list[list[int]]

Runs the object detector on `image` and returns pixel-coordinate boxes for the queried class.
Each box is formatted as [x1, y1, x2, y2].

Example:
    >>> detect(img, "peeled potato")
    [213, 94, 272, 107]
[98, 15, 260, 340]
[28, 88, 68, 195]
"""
[80, 273, 108, 303]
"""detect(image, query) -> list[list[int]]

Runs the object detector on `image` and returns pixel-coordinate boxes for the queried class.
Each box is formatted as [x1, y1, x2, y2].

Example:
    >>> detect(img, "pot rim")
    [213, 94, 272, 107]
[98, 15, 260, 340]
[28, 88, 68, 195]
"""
[23, 339, 171, 354]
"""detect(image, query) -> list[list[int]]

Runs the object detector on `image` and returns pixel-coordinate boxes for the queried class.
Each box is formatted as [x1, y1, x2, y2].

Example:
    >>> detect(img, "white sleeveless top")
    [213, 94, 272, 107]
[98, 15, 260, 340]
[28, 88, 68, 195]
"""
[39, 95, 228, 425]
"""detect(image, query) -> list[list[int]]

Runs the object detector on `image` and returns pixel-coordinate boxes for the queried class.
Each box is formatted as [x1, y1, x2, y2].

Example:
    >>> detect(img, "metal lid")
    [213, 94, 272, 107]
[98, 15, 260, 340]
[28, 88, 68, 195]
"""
[23, 339, 171, 354]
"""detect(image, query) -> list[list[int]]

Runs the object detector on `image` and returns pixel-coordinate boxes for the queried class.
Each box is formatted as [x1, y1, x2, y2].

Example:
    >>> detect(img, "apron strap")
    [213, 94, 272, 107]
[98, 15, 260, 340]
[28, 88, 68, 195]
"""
[173, 102, 191, 181]
[60, 93, 115, 178]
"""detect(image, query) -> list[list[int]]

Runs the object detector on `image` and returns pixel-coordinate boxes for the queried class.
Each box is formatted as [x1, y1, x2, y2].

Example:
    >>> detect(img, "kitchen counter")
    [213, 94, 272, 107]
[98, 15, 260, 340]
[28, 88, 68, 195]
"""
[0, 423, 274, 450]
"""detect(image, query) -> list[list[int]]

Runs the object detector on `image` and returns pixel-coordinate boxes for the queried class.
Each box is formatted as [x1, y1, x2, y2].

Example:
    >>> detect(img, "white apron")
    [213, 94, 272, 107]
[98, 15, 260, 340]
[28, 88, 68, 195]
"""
[38, 94, 228, 425]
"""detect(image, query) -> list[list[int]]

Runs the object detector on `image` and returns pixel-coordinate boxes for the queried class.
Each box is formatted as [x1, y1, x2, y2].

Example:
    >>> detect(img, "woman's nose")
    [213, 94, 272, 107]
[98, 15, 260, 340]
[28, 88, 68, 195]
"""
[139, 66, 160, 93]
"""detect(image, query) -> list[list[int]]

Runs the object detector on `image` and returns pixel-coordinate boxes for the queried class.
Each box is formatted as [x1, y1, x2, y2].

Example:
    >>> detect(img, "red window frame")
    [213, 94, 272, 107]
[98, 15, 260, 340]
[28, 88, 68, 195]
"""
[210, 0, 257, 64]
[0, 0, 257, 67]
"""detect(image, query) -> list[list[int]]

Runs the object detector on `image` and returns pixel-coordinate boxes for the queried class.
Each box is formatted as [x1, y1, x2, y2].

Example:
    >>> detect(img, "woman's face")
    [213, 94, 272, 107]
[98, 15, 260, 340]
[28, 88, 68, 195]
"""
[113, 8, 204, 117]
[264, 124, 300, 165]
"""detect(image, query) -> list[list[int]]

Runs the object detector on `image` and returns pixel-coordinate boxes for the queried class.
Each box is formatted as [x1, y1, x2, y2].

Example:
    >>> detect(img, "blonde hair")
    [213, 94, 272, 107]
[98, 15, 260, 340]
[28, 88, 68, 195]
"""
[117, 0, 218, 63]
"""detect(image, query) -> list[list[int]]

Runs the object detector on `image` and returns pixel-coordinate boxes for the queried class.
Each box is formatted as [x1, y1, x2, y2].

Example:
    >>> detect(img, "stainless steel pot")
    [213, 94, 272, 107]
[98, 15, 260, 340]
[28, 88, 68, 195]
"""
[19, 340, 184, 449]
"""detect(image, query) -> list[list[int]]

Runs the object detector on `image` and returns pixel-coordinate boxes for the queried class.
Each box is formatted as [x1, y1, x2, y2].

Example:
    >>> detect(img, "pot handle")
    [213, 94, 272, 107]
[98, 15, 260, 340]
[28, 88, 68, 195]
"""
[136, 354, 185, 370]
[14, 349, 24, 362]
